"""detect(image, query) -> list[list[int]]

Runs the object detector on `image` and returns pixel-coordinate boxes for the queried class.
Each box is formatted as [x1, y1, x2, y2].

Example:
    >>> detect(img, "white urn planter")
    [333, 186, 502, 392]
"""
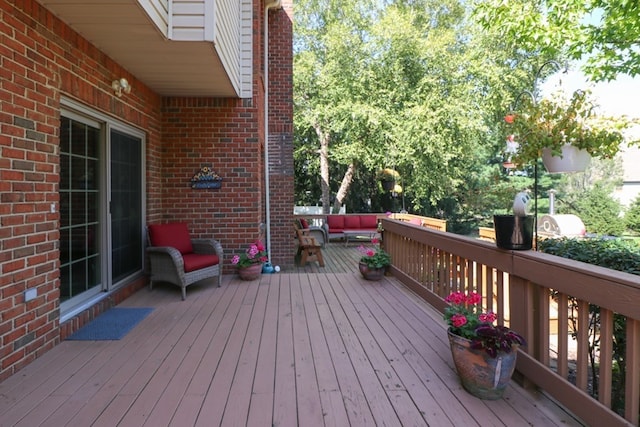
[541, 144, 591, 173]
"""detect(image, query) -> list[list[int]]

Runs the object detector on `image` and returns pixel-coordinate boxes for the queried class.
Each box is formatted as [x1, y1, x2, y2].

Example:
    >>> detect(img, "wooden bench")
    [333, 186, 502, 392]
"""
[295, 227, 325, 267]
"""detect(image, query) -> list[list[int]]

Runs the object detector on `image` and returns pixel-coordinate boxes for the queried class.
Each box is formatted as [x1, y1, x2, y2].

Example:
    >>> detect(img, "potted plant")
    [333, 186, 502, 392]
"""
[357, 238, 391, 280]
[231, 240, 268, 280]
[493, 191, 534, 250]
[376, 168, 400, 192]
[444, 291, 526, 400]
[504, 89, 635, 172]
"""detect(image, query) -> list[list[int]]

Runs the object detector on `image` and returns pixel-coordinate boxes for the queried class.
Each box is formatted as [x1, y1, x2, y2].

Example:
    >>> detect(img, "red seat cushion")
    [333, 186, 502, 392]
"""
[300, 218, 309, 229]
[148, 222, 194, 255]
[326, 215, 345, 232]
[359, 215, 378, 229]
[182, 253, 220, 272]
[344, 215, 361, 229]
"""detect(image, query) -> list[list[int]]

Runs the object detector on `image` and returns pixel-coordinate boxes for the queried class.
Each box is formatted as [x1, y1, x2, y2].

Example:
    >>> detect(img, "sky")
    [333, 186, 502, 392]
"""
[541, 68, 640, 120]
[540, 65, 640, 206]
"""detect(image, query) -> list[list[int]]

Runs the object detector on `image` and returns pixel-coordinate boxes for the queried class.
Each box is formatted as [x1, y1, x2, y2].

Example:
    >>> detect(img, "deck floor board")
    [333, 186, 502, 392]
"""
[0, 243, 584, 426]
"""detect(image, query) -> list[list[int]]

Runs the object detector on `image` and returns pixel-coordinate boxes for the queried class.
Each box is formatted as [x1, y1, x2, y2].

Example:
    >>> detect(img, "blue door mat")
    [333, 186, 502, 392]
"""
[67, 307, 154, 341]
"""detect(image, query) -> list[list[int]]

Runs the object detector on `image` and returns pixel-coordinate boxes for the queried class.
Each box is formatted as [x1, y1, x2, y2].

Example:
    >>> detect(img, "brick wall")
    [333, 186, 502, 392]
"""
[159, 97, 266, 270]
[0, 0, 163, 381]
[266, 0, 295, 268]
[0, 0, 293, 380]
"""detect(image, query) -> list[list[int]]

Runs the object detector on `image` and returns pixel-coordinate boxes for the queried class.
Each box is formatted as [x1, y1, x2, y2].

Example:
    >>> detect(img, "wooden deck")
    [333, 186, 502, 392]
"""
[0, 244, 583, 426]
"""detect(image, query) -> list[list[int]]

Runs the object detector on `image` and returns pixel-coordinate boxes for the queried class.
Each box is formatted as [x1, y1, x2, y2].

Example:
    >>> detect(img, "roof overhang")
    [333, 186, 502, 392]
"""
[38, 0, 238, 97]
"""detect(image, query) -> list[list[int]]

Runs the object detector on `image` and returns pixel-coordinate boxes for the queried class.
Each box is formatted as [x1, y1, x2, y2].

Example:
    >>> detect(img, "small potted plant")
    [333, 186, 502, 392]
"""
[357, 238, 391, 280]
[505, 89, 635, 172]
[444, 291, 526, 400]
[231, 240, 268, 280]
[375, 168, 400, 191]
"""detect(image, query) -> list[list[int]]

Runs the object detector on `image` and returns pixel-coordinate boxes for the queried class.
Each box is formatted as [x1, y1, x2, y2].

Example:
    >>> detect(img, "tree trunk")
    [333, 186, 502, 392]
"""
[333, 162, 356, 213]
[316, 126, 331, 214]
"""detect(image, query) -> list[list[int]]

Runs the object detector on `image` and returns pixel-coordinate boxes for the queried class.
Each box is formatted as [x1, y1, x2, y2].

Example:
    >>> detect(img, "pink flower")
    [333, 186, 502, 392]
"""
[445, 291, 465, 305]
[451, 314, 467, 328]
[466, 292, 481, 305]
[371, 238, 379, 244]
[247, 244, 259, 258]
[479, 311, 497, 323]
[231, 255, 240, 265]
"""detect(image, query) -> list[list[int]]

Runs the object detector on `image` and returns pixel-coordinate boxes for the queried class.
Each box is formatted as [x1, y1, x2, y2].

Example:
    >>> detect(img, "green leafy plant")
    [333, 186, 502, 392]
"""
[625, 196, 640, 233]
[357, 239, 391, 269]
[505, 90, 636, 165]
[444, 291, 525, 358]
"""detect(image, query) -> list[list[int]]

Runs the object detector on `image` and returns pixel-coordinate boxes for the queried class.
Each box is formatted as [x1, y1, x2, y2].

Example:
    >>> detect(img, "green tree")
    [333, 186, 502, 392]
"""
[474, 0, 640, 81]
[566, 184, 625, 236]
[625, 196, 640, 233]
[294, 0, 532, 215]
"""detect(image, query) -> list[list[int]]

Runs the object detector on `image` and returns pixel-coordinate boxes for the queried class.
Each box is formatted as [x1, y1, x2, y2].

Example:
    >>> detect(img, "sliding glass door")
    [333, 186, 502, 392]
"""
[59, 105, 144, 312]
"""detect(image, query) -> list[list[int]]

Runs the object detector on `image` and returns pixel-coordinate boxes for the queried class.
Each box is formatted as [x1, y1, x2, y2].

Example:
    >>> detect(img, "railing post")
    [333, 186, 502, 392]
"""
[509, 275, 536, 388]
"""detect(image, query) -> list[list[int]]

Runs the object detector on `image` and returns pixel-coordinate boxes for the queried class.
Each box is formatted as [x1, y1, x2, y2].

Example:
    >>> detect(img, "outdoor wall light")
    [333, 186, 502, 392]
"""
[111, 78, 131, 97]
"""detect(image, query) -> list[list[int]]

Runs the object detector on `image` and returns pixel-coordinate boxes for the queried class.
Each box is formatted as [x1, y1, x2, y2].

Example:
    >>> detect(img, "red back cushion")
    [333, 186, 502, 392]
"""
[344, 216, 361, 229]
[359, 215, 378, 229]
[148, 222, 193, 255]
[326, 215, 345, 231]
[300, 218, 309, 229]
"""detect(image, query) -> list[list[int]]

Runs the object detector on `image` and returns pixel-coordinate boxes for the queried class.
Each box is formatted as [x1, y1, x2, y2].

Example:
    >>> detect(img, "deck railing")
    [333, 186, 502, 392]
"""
[382, 218, 640, 427]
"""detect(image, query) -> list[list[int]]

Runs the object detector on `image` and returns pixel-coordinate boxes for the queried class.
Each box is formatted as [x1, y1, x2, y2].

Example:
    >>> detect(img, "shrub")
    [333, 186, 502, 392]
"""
[625, 196, 640, 233]
[539, 237, 639, 415]
[566, 185, 625, 236]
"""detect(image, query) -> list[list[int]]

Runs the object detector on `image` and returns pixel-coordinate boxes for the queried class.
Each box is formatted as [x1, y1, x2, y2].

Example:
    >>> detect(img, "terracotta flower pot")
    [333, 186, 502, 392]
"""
[238, 263, 263, 281]
[358, 261, 385, 281]
[447, 329, 519, 400]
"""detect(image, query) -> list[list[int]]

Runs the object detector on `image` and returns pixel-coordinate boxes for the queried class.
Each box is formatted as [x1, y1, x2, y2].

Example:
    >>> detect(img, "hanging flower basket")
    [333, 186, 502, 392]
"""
[504, 90, 635, 167]
[376, 168, 400, 192]
[541, 144, 591, 173]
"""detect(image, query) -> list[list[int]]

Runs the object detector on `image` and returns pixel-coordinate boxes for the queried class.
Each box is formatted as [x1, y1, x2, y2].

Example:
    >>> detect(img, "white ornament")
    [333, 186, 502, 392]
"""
[513, 191, 530, 216]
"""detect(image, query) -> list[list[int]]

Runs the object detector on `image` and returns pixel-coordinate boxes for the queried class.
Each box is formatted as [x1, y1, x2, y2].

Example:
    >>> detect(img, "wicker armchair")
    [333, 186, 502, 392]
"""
[147, 223, 223, 300]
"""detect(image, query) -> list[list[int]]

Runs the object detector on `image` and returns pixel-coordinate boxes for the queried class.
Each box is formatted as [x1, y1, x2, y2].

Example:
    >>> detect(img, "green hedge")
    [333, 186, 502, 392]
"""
[538, 237, 640, 276]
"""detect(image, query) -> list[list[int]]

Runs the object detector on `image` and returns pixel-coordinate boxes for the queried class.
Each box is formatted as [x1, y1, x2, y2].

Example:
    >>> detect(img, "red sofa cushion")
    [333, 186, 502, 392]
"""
[182, 253, 219, 272]
[359, 215, 378, 229]
[344, 216, 361, 229]
[326, 215, 345, 232]
[148, 222, 194, 255]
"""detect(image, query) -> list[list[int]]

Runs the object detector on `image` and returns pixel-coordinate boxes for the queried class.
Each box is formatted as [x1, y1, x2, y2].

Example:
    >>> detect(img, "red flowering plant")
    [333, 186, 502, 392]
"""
[357, 238, 391, 269]
[444, 291, 526, 358]
[231, 241, 268, 268]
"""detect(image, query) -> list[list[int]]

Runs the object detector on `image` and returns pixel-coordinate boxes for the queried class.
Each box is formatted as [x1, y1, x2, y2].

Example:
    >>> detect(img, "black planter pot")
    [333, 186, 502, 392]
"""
[381, 180, 395, 192]
[493, 215, 534, 250]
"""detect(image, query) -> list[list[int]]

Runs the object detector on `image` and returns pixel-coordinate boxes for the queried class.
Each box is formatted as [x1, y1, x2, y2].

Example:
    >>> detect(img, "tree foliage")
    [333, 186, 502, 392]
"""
[564, 184, 626, 236]
[625, 196, 640, 233]
[294, 0, 530, 216]
[473, 0, 640, 81]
